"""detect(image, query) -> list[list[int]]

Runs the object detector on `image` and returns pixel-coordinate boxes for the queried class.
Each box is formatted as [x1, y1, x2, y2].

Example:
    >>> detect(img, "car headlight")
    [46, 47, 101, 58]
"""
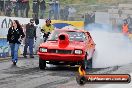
[74, 50, 83, 54]
[39, 48, 47, 53]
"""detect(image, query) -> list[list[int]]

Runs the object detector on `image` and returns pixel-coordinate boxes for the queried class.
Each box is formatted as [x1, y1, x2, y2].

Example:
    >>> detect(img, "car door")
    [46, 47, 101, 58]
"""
[85, 32, 95, 60]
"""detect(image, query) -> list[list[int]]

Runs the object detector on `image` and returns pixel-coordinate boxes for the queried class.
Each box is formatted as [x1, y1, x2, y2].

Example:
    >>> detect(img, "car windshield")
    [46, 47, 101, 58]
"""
[48, 31, 86, 41]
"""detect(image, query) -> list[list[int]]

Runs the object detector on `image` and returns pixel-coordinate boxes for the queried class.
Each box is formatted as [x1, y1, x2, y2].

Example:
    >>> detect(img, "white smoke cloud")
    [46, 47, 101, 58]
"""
[85, 23, 132, 68]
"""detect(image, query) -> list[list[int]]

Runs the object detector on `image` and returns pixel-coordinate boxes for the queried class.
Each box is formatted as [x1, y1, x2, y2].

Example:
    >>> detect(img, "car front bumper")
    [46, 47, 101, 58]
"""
[38, 52, 85, 62]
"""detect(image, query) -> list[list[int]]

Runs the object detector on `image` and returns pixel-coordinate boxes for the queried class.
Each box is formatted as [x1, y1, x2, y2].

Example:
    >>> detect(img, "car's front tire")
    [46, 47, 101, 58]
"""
[39, 58, 46, 70]
[76, 75, 87, 85]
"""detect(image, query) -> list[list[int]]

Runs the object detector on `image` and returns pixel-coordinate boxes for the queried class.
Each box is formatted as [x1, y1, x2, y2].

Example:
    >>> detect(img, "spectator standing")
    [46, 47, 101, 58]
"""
[20, 0, 25, 17]
[10, 0, 17, 17]
[14, 0, 21, 17]
[63, 6, 69, 20]
[25, 0, 30, 18]
[60, 7, 64, 20]
[5, 1, 12, 17]
[7, 20, 25, 65]
[18, 0, 23, 17]
[90, 11, 95, 23]
[118, 9, 122, 18]
[83, 12, 90, 26]
[40, 0, 46, 19]
[32, 0, 40, 19]
[53, 0, 60, 20]
[0, 0, 4, 15]
[41, 19, 54, 42]
[122, 21, 129, 35]
[49, 0, 54, 19]
[126, 15, 132, 33]
[23, 19, 37, 58]
[20, 0, 29, 17]
[68, 6, 76, 21]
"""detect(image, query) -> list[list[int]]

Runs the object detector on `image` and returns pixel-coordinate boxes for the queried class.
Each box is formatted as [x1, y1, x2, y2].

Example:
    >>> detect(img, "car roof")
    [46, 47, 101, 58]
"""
[54, 29, 86, 33]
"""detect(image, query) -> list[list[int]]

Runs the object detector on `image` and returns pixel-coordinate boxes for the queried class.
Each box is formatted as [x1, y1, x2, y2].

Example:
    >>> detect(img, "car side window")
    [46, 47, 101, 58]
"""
[84, 32, 89, 41]
[83, 33, 87, 41]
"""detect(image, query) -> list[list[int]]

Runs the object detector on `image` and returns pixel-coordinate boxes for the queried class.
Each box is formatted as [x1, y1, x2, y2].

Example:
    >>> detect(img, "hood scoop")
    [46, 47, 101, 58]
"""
[58, 33, 69, 48]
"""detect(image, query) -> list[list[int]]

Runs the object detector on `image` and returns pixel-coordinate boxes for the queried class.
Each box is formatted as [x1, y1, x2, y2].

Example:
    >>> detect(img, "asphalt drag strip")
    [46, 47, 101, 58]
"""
[0, 58, 123, 88]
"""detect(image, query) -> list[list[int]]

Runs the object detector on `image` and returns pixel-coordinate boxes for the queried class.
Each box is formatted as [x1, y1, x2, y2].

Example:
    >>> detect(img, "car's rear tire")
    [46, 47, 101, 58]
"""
[39, 58, 46, 70]
[81, 54, 92, 70]
[87, 58, 92, 69]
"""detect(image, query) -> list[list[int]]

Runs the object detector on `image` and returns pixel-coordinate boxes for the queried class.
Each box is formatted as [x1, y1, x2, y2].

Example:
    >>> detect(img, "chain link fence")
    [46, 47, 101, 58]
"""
[1, 0, 132, 26]
[0, 0, 110, 21]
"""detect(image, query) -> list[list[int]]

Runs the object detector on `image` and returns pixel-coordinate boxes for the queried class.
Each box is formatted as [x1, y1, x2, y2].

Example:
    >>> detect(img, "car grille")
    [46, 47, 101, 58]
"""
[48, 49, 72, 54]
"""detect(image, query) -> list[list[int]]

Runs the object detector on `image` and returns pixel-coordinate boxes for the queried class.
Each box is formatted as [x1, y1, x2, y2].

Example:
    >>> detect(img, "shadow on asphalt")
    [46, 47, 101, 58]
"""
[45, 65, 78, 71]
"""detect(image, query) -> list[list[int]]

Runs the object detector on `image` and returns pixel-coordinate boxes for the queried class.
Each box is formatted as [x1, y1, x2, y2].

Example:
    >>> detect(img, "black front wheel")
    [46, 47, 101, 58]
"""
[39, 58, 46, 70]
[76, 75, 87, 85]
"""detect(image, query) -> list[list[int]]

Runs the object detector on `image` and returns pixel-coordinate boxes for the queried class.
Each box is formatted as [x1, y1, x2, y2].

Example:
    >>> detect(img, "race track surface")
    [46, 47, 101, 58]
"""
[0, 29, 132, 88]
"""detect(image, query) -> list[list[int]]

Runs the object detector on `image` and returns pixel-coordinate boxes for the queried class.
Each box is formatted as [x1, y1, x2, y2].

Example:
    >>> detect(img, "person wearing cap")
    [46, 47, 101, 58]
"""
[41, 19, 54, 42]
[122, 21, 129, 35]
[23, 19, 37, 58]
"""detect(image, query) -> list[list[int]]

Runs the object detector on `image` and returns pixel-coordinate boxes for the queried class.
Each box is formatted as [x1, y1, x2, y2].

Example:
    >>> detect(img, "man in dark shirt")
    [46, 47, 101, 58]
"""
[63, 6, 69, 20]
[25, 0, 30, 18]
[21, 0, 29, 17]
[23, 19, 36, 58]
[40, 0, 46, 19]
[32, 0, 39, 19]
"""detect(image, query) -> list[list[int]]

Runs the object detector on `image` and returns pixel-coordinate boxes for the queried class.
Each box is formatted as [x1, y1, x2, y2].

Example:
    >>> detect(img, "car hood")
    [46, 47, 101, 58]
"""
[40, 40, 86, 50]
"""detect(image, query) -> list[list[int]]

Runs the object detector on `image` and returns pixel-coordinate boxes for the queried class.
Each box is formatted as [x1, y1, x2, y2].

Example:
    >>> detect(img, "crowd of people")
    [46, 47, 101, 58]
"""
[0, 0, 78, 21]
[7, 18, 54, 65]
[60, 6, 77, 21]
[0, 0, 46, 18]
[0, 0, 30, 17]
[83, 12, 95, 26]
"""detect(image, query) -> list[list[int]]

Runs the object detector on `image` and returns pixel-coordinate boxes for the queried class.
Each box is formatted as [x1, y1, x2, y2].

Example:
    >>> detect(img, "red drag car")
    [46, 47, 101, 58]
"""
[38, 29, 95, 69]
